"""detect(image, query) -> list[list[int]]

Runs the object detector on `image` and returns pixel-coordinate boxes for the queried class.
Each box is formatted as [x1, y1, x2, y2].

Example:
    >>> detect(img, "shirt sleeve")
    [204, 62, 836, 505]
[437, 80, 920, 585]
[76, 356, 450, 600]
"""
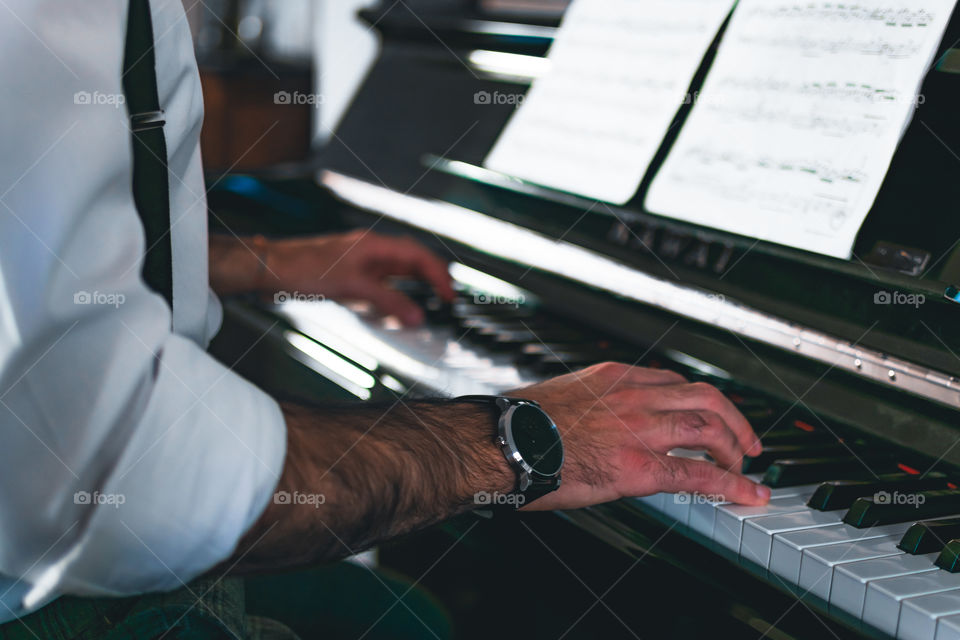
[0, 1, 286, 611]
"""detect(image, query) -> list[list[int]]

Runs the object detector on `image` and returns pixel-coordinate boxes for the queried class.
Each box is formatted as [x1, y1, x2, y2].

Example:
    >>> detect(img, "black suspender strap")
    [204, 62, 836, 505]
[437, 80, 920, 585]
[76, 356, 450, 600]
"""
[122, 0, 173, 308]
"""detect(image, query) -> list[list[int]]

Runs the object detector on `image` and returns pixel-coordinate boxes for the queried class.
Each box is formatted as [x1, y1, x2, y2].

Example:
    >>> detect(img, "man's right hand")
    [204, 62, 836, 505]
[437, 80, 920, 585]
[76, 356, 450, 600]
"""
[511, 362, 771, 511]
[227, 362, 770, 574]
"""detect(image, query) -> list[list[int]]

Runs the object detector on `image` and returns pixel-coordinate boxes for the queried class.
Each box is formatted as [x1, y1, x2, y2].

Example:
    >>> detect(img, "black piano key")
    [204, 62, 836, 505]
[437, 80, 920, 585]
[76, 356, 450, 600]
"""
[386, 280, 458, 323]
[808, 475, 949, 512]
[487, 328, 583, 347]
[742, 443, 846, 474]
[755, 417, 839, 443]
[518, 343, 573, 364]
[844, 489, 960, 528]
[726, 391, 770, 410]
[758, 428, 836, 445]
[459, 317, 540, 331]
[387, 278, 437, 300]
[423, 297, 453, 323]
[936, 540, 960, 572]
[532, 353, 616, 375]
[735, 404, 775, 421]
[899, 518, 960, 555]
[452, 302, 534, 320]
[762, 454, 896, 488]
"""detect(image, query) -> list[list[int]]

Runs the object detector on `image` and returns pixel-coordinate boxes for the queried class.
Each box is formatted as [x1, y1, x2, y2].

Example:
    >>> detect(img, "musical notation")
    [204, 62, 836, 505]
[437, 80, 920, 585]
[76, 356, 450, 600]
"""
[705, 104, 886, 137]
[737, 34, 923, 59]
[485, 0, 737, 204]
[745, 4, 935, 28]
[716, 77, 908, 105]
[664, 173, 853, 232]
[646, 0, 957, 259]
[681, 147, 868, 186]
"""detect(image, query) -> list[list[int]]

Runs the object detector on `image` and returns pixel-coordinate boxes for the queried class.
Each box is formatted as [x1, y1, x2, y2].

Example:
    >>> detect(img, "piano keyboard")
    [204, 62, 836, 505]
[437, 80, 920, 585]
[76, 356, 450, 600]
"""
[268, 270, 960, 639]
[638, 467, 960, 638]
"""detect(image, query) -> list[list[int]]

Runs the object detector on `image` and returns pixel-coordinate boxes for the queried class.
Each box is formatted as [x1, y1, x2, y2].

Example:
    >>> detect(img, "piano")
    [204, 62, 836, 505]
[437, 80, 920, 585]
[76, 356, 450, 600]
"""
[208, 1, 960, 638]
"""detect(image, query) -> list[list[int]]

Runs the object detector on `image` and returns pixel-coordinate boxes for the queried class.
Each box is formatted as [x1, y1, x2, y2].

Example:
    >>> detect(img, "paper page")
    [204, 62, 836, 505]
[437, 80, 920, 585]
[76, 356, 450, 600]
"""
[646, 0, 958, 259]
[483, 0, 737, 205]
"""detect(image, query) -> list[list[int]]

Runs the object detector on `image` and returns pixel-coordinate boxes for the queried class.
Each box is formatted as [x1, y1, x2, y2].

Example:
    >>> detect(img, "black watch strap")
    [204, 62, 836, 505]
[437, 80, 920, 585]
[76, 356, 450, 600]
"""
[522, 474, 560, 504]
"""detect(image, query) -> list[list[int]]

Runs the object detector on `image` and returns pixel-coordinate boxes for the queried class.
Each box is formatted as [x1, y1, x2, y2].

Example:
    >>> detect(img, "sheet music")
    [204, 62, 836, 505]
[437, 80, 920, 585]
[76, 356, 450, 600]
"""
[646, 0, 958, 259]
[484, 0, 737, 204]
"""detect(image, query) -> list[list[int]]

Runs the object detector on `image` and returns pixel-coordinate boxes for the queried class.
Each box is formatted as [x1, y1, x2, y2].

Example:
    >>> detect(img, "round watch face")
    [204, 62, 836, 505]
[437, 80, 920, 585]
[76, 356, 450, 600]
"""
[510, 403, 563, 476]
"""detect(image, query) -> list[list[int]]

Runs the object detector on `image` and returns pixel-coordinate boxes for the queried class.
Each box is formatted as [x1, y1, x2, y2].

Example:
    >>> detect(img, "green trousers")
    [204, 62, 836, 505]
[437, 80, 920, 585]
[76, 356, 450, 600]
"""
[0, 562, 452, 640]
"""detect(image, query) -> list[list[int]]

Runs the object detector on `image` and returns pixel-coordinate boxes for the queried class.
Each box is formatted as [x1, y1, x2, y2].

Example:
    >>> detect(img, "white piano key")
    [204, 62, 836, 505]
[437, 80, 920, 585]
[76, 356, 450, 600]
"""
[899, 589, 960, 640]
[634, 493, 667, 513]
[770, 521, 914, 583]
[689, 495, 729, 537]
[661, 491, 697, 523]
[798, 537, 903, 601]
[766, 483, 821, 499]
[713, 496, 811, 553]
[741, 509, 843, 570]
[686, 474, 778, 537]
[660, 449, 711, 522]
[863, 572, 960, 636]
[830, 553, 939, 620]
[936, 612, 960, 640]
[635, 474, 767, 532]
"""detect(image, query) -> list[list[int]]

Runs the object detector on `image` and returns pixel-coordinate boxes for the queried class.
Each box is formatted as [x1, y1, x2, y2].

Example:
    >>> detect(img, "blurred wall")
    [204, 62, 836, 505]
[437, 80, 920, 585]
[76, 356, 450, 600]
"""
[312, 0, 380, 146]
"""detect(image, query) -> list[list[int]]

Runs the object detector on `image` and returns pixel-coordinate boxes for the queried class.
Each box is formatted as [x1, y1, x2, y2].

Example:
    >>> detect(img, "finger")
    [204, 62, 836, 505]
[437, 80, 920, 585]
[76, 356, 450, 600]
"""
[646, 382, 762, 457]
[355, 284, 424, 326]
[644, 410, 743, 470]
[652, 456, 770, 505]
[374, 236, 456, 302]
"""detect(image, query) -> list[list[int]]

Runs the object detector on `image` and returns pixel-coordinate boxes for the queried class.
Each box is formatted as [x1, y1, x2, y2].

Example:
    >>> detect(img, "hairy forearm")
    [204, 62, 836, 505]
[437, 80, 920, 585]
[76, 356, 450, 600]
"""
[226, 400, 515, 573]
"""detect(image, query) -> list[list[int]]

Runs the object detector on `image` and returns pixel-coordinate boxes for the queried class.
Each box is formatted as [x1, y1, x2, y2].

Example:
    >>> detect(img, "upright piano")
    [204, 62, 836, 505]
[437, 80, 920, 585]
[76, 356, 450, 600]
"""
[212, 1, 960, 637]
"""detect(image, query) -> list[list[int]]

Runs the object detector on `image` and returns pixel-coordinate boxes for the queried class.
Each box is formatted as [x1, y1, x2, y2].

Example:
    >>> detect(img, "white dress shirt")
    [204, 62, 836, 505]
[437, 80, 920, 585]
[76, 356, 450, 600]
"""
[0, 1, 286, 622]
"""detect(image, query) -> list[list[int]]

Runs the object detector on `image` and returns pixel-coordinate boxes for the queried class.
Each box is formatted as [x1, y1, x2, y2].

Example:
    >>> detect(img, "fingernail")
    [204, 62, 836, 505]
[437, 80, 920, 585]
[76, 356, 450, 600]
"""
[755, 484, 771, 501]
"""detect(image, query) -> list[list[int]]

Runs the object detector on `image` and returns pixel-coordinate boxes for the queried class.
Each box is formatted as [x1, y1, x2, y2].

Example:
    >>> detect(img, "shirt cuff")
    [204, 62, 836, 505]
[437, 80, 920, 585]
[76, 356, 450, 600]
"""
[25, 334, 286, 603]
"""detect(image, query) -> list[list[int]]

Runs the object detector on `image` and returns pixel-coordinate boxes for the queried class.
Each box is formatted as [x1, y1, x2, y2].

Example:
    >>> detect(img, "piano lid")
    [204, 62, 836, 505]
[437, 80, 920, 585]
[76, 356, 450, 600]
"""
[317, 0, 960, 387]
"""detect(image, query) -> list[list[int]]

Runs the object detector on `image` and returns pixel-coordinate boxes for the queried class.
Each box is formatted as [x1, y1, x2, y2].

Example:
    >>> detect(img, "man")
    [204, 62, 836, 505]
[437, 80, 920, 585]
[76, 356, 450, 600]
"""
[0, 1, 769, 637]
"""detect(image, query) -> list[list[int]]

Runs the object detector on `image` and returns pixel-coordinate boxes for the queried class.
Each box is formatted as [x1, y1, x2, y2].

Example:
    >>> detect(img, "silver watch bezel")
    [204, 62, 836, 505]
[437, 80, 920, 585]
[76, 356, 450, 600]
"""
[496, 398, 564, 492]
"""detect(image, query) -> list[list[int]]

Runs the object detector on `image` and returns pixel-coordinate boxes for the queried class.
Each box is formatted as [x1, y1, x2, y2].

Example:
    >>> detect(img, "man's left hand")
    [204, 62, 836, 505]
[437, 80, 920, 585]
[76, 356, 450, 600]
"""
[261, 230, 456, 326]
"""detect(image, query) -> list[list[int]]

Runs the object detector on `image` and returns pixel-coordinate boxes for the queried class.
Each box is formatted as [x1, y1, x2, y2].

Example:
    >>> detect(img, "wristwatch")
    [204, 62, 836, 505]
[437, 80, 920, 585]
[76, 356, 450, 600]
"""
[456, 395, 564, 508]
